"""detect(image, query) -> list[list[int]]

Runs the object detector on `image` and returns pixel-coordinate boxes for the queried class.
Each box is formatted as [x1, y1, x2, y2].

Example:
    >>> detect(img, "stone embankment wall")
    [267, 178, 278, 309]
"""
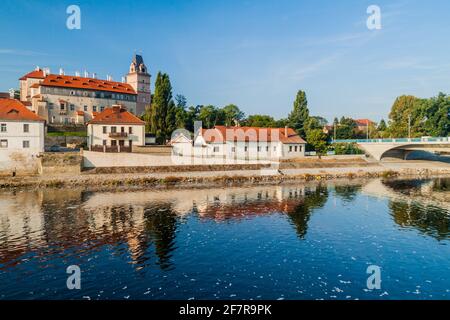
[38, 152, 82, 176]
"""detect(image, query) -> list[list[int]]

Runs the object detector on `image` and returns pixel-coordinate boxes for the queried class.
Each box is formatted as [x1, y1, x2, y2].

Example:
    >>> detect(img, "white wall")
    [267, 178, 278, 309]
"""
[0, 120, 44, 172]
[88, 123, 145, 147]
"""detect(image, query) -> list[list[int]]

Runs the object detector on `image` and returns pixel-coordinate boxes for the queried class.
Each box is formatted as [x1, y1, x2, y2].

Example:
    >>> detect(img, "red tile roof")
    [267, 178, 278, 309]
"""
[76, 111, 84, 116]
[40, 74, 136, 95]
[200, 126, 306, 144]
[355, 119, 374, 126]
[0, 99, 45, 122]
[88, 105, 144, 125]
[19, 69, 46, 80]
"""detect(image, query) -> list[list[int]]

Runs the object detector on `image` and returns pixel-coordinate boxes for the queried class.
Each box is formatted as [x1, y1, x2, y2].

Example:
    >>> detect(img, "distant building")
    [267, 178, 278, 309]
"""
[87, 105, 145, 152]
[18, 54, 151, 125]
[0, 99, 45, 171]
[354, 119, 375, 131]
[182, 126, 306, 160]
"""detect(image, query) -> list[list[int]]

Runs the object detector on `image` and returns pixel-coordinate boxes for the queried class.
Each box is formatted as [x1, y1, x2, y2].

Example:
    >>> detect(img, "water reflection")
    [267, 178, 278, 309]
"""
[0, 178, 449, 276]
[382, 178, 450, 241]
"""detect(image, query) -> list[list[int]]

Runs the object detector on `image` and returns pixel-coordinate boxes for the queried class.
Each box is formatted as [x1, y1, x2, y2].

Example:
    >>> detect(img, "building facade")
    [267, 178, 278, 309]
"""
[172, 126, 306, 160]
[87, 105, 145, 152]
[0, 99, 45, 172]
[18, 54, 151, 125]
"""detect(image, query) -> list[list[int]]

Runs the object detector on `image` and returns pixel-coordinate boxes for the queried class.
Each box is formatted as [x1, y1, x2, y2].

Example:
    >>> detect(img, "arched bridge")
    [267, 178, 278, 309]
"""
[333, 137, 450, 161]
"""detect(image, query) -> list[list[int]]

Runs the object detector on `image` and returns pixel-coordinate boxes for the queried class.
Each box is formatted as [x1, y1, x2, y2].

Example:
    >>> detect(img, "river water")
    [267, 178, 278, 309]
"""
[0, 177, 449, 300]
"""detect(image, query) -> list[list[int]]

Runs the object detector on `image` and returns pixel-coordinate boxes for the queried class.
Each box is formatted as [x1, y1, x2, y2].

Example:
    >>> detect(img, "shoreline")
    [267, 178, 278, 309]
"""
[1, 160, 450, 192]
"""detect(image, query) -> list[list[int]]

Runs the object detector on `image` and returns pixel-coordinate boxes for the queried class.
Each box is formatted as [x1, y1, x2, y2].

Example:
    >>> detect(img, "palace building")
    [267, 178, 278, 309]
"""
[18, 54, 151, 125]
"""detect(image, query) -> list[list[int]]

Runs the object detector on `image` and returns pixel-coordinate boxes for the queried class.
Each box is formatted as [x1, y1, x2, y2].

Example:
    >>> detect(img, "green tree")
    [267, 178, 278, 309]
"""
[222, 104, 245, 126]
[145, 72, 176, 143]
[306, 129, 329, 158]
[245, 115, 277, 127]
[198, 105, 220, 128]
[288, 90, 310, 137]
[388, 95, 419, 137]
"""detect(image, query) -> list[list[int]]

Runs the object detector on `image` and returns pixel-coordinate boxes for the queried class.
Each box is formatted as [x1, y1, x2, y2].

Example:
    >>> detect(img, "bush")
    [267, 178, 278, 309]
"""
[333, 143, 364, 155]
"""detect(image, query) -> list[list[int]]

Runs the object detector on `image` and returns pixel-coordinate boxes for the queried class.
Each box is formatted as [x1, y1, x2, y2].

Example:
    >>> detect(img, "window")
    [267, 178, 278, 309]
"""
[23, 140, 30, 148]
[70, 104, 75, 111]
[111, 126, 117, 133]
[84, 105, 88, 112]
[102, 140, 107, 146]
[102, 126, 107, 134]
[213, 146, 219, 152]
[266, 146, 269, 152]
[100, 106, 105, 112]
[289, 146, 293, 152]
[1, 123, 6, 132]
[295, 146, 298, 152]
[60, 103, 65, 110]
[111, 140, 117, 146]
[93, 106, 97, 112]
[70, 91, 75, 96]
[121, 127, 125, 133]
[244, 146, 248, 152]
[119, 140, 125, 146]
[299, 146, 302, 152]
[0, 139, 7, 148]
[128, 127, 133, 134]
[257, 146, 261, 152]
[231, 147, 236, 152]
[23, 124, 29, 133]
[129, 140, 133, 147]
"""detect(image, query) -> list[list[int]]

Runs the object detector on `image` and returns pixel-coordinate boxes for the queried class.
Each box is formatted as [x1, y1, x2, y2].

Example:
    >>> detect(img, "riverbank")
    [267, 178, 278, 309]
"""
[1, 159, 450, 192]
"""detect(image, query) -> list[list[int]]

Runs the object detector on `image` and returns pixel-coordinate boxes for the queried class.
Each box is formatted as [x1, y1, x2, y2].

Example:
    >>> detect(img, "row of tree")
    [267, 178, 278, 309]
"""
[142, 71, 449, 154]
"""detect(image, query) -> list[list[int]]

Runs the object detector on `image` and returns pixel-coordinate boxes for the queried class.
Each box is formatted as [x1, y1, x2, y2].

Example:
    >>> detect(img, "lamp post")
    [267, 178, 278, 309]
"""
[408, 115, 411, 139]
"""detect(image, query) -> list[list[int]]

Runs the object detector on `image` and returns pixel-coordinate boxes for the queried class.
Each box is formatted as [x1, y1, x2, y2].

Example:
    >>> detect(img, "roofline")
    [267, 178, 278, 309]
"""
[0, 118, 45, 123]
[40, 83, 138, 95]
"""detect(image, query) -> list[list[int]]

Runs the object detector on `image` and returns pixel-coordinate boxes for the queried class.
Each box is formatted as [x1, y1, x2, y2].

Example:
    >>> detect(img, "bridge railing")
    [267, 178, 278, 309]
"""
[332, 137, 450, 144]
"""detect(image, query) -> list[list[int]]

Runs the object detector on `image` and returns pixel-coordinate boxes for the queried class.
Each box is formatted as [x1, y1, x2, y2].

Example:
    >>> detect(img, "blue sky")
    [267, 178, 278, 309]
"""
[0, 0, 449, 122]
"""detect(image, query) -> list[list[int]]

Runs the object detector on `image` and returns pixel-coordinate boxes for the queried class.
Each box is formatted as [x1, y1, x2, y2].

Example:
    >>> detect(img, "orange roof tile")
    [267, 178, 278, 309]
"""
[88, 105, 144, 125]
[41, 74, 136, 95]
[76, 111, 84, 116]
[355, 119, 375, 126]
[30, 83, 40, 89]
[0, 99, 45, 122]
[19, 69, 46, 80]
[200, 126, 306, 144]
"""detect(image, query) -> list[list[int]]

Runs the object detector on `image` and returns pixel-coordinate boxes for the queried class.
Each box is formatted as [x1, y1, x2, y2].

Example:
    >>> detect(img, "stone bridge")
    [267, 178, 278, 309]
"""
[333, 137, 450, 161]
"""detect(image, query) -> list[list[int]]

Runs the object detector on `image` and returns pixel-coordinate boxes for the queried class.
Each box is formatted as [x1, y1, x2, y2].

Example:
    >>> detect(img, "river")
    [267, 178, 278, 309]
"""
[0, 177, 449, 300]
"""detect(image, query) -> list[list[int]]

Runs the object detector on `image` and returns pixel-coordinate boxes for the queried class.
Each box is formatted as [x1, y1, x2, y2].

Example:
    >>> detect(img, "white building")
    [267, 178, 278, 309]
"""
[0, 99, 45, 172]
[87, 105, 145, 152]
[172, 126, 306, 160]
[18, 54, 151, 124]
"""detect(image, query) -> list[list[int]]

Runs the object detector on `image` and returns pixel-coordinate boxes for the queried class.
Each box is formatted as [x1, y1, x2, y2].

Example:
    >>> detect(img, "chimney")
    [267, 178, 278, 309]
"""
[285, 126, 288, 137]
[59, 68, 64, 75]
[92, 73, 97, 79]
[84, 70, 89, 78]
[35, 66, 40, 71]
[75, 71, 80, 77]
[43, 68, 50, 76]
[121, 76, 125, 83]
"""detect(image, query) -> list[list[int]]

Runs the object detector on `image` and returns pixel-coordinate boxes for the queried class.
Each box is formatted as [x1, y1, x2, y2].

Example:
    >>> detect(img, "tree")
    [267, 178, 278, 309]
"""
[145, 72, 176, 143]
[305, 116, 328, 133]
[222, 104, 245, 126]
[244, 115, 277, 127]
[306, 129, 329, 158]
[388, 95, 419, 138]
[198, 105, 220, 129]
[335, 117, 356, 139]
[288, 90, 310, 137]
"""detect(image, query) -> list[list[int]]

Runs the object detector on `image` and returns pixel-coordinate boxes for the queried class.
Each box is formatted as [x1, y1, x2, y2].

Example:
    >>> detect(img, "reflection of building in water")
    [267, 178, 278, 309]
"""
[0, 184, 328, 270]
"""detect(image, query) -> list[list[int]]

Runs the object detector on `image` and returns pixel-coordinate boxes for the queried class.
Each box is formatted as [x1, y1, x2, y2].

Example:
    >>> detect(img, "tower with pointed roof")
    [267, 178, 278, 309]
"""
[126, 54, 151, 116]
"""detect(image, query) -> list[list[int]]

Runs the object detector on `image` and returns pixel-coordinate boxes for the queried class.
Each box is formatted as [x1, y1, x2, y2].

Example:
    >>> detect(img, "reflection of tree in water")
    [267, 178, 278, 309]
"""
[389, 200, 449, 241]
[333, 184, 362, 203]
[382, 179, 430, 195]
[432, 178, 450, 192]
[143, 203, 178, 271]
[287, 184, 329, 239]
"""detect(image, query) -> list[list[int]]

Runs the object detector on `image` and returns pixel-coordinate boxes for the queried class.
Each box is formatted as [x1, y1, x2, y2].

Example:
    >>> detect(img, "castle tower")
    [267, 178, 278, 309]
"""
[126, 54, 151, 116]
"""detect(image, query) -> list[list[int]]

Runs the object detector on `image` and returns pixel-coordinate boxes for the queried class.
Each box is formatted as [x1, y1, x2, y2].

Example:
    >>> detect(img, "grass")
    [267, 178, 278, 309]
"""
[47, 132, 87, 137]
